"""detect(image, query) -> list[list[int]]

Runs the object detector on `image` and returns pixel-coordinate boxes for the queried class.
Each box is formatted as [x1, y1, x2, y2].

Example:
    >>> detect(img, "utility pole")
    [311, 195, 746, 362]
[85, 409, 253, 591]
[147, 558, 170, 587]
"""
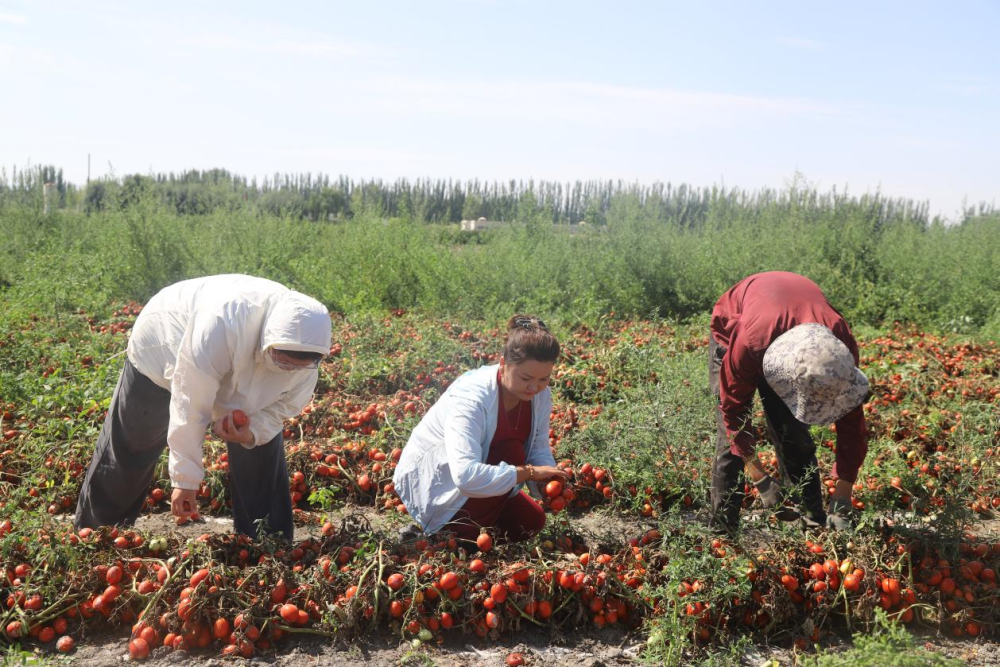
[87, 154, 91, 184]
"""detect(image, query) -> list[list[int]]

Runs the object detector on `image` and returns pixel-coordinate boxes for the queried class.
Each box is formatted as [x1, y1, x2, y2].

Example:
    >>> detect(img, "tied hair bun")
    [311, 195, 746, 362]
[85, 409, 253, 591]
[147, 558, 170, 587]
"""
[502, 315, 559, 364]
[507, 315, 549, 333]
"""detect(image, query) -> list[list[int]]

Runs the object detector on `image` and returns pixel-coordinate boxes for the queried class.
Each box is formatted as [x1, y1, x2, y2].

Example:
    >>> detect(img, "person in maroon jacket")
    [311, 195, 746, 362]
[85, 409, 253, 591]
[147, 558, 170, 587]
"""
[709, 271, 870, 531]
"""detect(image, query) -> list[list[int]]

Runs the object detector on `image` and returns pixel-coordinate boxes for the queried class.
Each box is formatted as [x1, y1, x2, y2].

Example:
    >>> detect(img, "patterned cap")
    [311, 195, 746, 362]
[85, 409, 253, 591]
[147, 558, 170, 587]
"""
[763, 323, 869, 425]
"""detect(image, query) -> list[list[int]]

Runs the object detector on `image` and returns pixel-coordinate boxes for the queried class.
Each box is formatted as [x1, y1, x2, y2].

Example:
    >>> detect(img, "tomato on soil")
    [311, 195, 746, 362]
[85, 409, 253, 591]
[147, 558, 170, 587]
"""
[128, 637, 150, 660]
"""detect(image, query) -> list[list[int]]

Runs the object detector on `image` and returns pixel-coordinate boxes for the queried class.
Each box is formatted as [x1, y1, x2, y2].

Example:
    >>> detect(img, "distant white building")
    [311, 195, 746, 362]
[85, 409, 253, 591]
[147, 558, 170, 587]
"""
[460, 217, 507, 231]
[459, 218, 593, 233]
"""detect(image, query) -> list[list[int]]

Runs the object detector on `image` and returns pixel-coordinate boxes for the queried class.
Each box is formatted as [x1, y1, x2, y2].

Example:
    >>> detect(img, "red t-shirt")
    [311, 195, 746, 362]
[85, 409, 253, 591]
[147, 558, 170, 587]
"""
[710, 272, 868, 482]
[489, 370, 532, 464]
[454, 379, 537, 537]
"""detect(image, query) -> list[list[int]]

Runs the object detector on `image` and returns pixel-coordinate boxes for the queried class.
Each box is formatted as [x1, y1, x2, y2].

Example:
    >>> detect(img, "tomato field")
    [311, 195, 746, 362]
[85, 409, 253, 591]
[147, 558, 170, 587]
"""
[1, 302, 998, 665]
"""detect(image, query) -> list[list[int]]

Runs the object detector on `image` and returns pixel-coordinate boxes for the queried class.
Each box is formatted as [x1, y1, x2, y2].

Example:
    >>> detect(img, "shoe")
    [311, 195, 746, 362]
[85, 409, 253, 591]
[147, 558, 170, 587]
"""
[398, 523, 423, 543]
[773, 505, 802, 522]
[753, 475, 784, 508]
[826, 497, 854, 531]
[799, 507, 826, 530]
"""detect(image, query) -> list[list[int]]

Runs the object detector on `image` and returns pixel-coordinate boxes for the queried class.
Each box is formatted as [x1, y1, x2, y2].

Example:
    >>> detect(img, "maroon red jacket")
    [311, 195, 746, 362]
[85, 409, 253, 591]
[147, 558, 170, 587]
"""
[710, 272, 867, 483]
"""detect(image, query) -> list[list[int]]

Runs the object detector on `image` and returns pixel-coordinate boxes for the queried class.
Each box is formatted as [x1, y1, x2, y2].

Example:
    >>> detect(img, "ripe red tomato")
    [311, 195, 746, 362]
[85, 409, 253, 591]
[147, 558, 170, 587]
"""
[105, 565, 123, 585]
[177, 598, 193, 621]
[128, 637, 150, 660]
[190, 568, 210, 588]
[439, 572, 459, 590]
[545, 479, 563, 499]
[881, 578, 900, 595]
[476, 533, 493, 552]
[490, 583, 508, 604]
[232, 409, 248, 427]
[56, 635, 74, 652]
[279, 604, 299, 623]
[507, 652, 525, 666]
[212, 617, 230, 639]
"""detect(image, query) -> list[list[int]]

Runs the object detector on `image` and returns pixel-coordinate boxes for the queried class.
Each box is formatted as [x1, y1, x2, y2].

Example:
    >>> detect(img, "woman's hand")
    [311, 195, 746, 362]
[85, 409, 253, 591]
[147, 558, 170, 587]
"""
[516, 464, 571, 485]
[171, 488, 200, 521]
[213, 411, 255, 446]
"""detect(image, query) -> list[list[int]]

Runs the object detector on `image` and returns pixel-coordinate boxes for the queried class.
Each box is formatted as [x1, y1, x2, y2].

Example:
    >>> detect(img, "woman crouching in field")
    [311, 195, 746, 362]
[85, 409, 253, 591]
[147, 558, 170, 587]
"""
[393, 315, 570, 543]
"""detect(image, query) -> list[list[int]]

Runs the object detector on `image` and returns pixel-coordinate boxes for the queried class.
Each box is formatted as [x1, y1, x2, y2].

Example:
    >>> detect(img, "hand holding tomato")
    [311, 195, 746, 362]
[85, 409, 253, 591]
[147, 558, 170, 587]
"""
[171, 488, 200, 523]
[517, 466, 569, 485]
[213, 409, 254, 446]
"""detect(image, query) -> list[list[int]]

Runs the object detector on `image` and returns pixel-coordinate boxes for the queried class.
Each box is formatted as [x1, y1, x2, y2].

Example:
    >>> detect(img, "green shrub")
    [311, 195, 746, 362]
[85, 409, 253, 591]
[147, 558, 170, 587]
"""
[1, 184, 997, 333]
[801, 610, 964, 667]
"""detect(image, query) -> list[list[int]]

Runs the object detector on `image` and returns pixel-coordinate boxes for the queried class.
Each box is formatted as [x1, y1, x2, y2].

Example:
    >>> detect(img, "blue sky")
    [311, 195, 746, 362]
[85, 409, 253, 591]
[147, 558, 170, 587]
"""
[2, 0, 998, 218]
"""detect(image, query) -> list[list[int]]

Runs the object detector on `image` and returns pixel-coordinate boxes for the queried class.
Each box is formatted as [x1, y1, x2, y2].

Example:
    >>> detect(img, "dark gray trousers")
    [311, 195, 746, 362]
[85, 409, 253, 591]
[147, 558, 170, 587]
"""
[709, 336, 826, 529]
[74, 359, 293, 541]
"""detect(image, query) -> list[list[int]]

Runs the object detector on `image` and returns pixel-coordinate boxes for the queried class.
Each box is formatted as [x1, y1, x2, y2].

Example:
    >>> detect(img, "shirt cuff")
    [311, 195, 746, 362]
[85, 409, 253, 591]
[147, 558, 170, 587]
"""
[171, 480, 201, 491]
[830, 461, 860, 485]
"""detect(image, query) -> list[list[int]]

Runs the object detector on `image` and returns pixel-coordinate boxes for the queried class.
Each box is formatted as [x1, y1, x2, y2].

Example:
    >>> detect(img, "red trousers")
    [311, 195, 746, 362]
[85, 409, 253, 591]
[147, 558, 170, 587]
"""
[447, 438, 546, 542]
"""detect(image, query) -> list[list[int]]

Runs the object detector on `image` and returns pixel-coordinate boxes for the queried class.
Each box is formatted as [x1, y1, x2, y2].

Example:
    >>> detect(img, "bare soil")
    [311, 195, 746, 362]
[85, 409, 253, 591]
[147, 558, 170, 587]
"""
[53, 622, 1000, 666]
[67, 628, 643, 667]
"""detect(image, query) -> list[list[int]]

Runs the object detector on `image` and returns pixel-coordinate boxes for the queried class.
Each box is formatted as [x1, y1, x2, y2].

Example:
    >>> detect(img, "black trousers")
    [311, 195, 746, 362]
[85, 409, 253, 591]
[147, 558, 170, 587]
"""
[709, 336, 826, 528]
[74, 359, 293, 541]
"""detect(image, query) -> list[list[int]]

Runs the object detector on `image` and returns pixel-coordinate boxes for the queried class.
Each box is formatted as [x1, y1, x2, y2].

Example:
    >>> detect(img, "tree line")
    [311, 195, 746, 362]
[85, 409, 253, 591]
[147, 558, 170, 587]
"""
[7, 164, 997, 229]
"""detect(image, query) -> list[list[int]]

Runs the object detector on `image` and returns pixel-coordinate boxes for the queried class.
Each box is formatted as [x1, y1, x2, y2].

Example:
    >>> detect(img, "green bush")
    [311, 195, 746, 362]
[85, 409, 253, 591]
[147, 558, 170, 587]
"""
[1, 183, 997, 334]
[800, 610, 964, 667]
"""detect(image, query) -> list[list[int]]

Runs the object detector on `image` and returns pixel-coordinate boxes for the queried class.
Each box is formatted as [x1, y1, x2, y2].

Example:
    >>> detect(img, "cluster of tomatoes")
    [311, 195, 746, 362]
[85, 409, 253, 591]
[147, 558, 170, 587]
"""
[3, 498, 1000, 659]
[856, 327, 1000, 514]
[0, 516, 656, 658]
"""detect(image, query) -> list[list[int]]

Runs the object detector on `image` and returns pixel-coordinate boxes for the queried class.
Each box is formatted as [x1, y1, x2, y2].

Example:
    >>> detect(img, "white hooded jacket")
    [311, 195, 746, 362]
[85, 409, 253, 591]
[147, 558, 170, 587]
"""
[126, 274, 331, 490]
[392, 364, 556, 535]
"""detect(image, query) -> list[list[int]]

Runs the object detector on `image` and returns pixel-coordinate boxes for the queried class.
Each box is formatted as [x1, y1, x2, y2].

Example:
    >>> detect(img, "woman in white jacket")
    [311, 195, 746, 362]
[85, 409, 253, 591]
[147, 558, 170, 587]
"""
[74, 274, 331, 541]
[393, 315, 569, 542]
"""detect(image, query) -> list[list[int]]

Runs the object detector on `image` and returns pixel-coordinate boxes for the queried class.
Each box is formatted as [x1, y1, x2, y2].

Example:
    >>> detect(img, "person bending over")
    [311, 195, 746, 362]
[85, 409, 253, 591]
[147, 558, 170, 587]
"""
[75, 274, 331, 541]
[709, 271, 870, 532]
